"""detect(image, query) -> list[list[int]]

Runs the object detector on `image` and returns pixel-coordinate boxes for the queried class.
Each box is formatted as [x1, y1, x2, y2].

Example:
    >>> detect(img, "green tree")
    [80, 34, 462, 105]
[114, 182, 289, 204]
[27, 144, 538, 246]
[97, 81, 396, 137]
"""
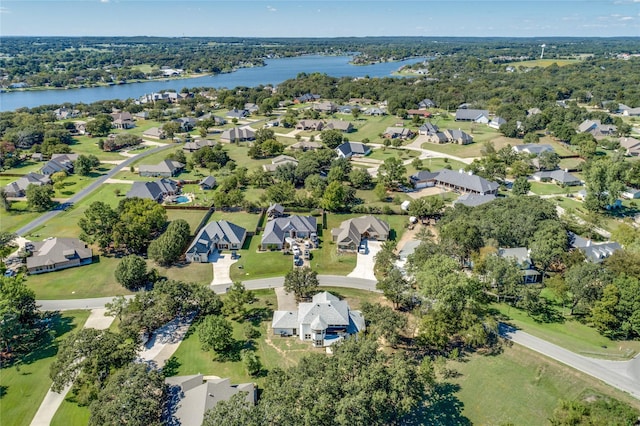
[304, 174, 327, 198]
[78, 201, 119, 251]
[114, 255, 148, 290]
[320, 181, 346, 211]
[284, 267, 319, 301]
[512, 176, 531, 196]
[75, 154, 101, 176]
[373, 240, 398, 276]
[320, 129, 344, 149]
[374, 181, 388, 201]
[223, 281, 254, 318]
[202, 392, 264, 426]
[0, 188, 11, 211]
[241, 349, 262, 376]
[198, 314, 234, 354]
[565, 262, 611, 315]
[376, 267, 410, 309]
[0, 276, 39, 356]
[266, 181, 296, 204]
[538, 150, 560, 171]
[378, 156, 407, 190]
[148, 219, 191, 266]
[86, 115, 113, 137]
[439, 220, 483, 265]
[26, 184, 53, 212]
[162, 121, 181, 137]
[529, 220, 568, 279]
[360, 302, 407, 347]
[88, 363, 165, 426]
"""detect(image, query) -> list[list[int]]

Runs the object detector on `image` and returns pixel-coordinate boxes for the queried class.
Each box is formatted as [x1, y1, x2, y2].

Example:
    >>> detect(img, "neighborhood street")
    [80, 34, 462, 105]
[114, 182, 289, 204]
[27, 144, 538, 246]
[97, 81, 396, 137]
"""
[499, 323, 640, 400]
[16, 143, 174, 236]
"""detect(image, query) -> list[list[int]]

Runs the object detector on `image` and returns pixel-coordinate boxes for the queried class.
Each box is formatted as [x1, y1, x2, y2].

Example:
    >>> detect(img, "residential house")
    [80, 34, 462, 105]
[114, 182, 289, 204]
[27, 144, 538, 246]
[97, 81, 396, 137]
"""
[621, 187, 640, 200]
[41, 154, 78, 175]
[335, 142, 371, 159]
[532, 170, 581, 186]
[271, 291, 365, 347]
[142, 127, 166, 140]
[289, 140, 322, 151]
[622, 107, 640, 117]
[198, 113, 227, 125]
[577, 119, 617, 138]
[3, 173, 51, 197]
[174, 117, 197, 132]
[220, 127, 255, 143]
[383, 127, 414, 139]
[418, 98, 436, 109]
[199, 176, 217, 190]
[324, 120, 353, 133]
[26, 237, 93, 275]
[331, 216, 390, 251]
[512, 144, 554, 156]
[337, 105, 359, 114]
[571, 234, 621, 263]
[488, 117, 507, 130]
[267, 203, 285, 219]
[183, 139, 216, 152]
[453, 193, 497, 207]
[111, 112, 135, 129]
[498, 247, 541, 284]
[134, 111, 149, 120]
[455, 109, 490, 122]
[126, 178, 179, 202]
[185, 220, 247, 262]
[165, 375, 255, 426]
[619, 137, 640, 156]
[294, 93, 321, 103]
[363, 107, 386, 116]
[426, 132, 449, 144]
[73, 121, 87, 135]
[226, 109, 249, 119]
[313, 101, 338, 113]
[54, 107, 80, 120]
[443, 128, 473, 145]
[244, 103, 259, 114]
[31, 153, 43, 162]
[295, 120, 324, 131]
[263, 155, 298, 172]
[406, 109, 432, 118]
[418, 122, 439, 136]
[261, 215, 317, 250]
[410, 169, 499, 195]
[138, 160, 184, 177]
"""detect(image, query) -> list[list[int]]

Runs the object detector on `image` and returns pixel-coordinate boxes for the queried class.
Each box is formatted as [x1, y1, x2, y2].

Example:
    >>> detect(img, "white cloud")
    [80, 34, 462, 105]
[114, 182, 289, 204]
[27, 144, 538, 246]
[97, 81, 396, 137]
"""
[100, 0, 109, 3]
[267, 5, 277, 12]
[620, 16, 634, 20]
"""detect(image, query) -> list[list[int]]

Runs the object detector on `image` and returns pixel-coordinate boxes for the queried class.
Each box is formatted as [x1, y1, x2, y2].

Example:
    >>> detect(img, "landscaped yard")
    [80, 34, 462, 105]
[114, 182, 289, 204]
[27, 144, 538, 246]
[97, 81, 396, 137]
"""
[421, 136, 517, 158]
[367, 147, 419, 162]
[0, 310, 90, 426]
[451, 343, 640, 425]
[529, 181, 582, 196]
[494, 303, 640, 359]
[166, 209, 208, 233]
[229, 235, 293, 282]
[152, 261, 213, 285]
[1, 201, 42, 234]
[207, 210, 262, 233]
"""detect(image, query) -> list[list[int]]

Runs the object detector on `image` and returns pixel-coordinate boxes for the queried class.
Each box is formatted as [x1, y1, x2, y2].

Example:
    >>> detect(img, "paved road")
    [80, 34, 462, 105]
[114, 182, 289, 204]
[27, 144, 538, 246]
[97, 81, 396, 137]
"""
[500, 323, 640, 400]
[37, 295, 134, 311]
[16, 143, 174, 236]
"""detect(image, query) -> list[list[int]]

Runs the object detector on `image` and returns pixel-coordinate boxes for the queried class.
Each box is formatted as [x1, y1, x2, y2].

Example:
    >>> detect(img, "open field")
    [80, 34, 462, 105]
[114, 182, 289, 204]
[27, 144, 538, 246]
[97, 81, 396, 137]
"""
[421, 136, 516, 158]
[350, 115, 408, 142]
[26, 255, 131, 299]
[230, 235, 293, 281]
[528, 181, 582, 196]
[451, 343, 640, 425]
[153, 261, 213, 285]
[68, 135, 128, 161]
[0, 310, 90, 426]
[1, 201, 42, 234]
[510, 58, 582, 68]
[494, 303, 640, 359]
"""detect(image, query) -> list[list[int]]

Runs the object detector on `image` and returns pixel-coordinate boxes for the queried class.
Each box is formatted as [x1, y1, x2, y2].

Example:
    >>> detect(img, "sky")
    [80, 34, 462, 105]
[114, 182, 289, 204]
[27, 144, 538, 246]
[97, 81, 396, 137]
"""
[1, 0, 639, 38]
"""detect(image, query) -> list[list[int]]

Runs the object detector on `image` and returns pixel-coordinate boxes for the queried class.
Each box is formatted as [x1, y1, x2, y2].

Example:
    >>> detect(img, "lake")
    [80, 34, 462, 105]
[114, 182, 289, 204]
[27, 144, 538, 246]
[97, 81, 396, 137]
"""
[0, 55, 427, 112]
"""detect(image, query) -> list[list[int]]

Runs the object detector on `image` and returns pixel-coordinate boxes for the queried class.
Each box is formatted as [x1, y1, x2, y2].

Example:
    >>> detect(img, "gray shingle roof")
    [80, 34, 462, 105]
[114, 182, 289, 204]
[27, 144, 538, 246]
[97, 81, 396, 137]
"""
[186, 220, 247, 256]
[533, 170, 581, 185]
[455, 109, 489, 121]
[336, 142, 370, 157]
[221, 126, 255, 142]
[454, 193, 497, 207]
[412, 169, 499, 194]
[26, 237, 92, 269]
[138, 160, 184, 175]
[331, 216, 390, 246]
[126, 178, 178, 201]
[571, 234, 621, 263]
[512, 144, 554, 156]
[261, 216, 317, 246]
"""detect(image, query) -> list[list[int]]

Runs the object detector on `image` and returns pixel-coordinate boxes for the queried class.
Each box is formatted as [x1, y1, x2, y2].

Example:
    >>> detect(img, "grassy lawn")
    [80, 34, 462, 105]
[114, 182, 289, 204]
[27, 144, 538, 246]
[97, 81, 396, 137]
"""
[317, 286, 385, 309]
[412, 156, 468, 173]
[52, 166, 114, 199]
[451, 343, 640, 425]
[1, 202, 42, 234]
[152, 261, 213, 285]
[166, 209, 208, 233]
[26, 256, 131, 300]
[367, 147, 419, 162]
[0, 160, 46, 175]
[230, 235, 293, 282]
[352, 115, 407, 142]
[68, 135, 126, 161]
[51, 401, 89, 426]
[559, 157, 585, 171]
[529, 181, 582, 196]
[422, 136, 517, 158]
[0, 310, 90, 426]
[511, 58, 582, 67]
[494, 303, 640, 359]
[207, 210, 262, 232]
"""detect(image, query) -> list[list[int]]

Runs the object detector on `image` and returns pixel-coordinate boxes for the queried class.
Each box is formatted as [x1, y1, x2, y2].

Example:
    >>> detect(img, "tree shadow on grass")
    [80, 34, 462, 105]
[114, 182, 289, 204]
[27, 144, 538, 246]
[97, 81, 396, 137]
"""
[18, 312, 76, 367]
[162, 356, 181, 378]
[0, 385, 7, 399]
[244, 306, 273, 327]
[403, 383, 472, 425]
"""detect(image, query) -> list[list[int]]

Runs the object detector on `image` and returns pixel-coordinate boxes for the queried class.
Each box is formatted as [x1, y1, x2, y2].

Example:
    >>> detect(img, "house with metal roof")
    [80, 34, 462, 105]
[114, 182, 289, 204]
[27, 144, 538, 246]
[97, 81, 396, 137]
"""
[272, 291, 365, 347]
[331, 216, 390, 251]
[261, 215, 317, 250]
[185, 220, 247, 263]
[26, 237, 93, 275]
[138, 159, 184, 177]
[126, 179, 179, 202]
[410, 169, 499, 195]
[455, 109, 489, 122]
[335, 142, 371, 159]
[164, 375, 255, 426]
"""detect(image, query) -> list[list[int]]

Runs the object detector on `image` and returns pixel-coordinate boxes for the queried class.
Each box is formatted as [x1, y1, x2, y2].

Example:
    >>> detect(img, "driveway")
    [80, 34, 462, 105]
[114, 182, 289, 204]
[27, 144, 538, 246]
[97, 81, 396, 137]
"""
[210, 252, 238, 286]
[275, 287, 297, 311]
[347, 240, 381, 281]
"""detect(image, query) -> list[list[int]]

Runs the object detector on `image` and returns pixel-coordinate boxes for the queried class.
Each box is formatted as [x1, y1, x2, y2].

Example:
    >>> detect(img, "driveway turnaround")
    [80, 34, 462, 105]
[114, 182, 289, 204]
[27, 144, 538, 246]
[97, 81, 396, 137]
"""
[30, 310, 115, 426]
[210, 253, 238, 286]
[500, 323, 640, 400]
[347, 241, 381, 281]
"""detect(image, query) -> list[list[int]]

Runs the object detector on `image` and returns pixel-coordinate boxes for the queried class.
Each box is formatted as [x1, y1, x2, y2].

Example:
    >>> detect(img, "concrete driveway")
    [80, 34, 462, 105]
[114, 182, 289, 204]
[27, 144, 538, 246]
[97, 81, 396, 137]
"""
[210, 252, 238, 286]
[347, 240, 381, 281]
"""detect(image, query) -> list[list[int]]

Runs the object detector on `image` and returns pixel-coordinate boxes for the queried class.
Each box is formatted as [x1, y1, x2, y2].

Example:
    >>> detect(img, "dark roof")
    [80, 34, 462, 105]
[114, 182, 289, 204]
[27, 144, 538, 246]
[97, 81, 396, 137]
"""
[454, 193, 497, 207]
[336, 142, 370, 157]
[455, 109, 489, 121]
[126, 178, 178, 201]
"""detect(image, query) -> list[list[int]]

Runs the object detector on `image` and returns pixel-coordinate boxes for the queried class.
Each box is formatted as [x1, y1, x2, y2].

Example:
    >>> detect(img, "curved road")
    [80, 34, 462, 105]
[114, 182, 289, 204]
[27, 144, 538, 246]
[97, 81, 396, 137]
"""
[16, 143, 174, 236]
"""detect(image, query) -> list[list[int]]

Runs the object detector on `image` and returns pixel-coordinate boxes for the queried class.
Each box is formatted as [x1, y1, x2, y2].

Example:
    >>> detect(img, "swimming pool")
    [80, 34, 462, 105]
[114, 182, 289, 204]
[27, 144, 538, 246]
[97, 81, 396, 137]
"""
[175, 195, 190, 204]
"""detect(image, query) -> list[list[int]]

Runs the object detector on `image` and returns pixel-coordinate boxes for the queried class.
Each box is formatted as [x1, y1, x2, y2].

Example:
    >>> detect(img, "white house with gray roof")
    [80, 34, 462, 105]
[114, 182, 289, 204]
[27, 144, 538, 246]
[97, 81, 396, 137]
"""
[138, 160, 184, 177]
[498, 247, 541, 284]
[165, 375, 255, 426]
[26, 237, 93, 275]
[4, 173, 51, 197]
[532, 170, 581, 186]
[455, 109, 489, 122]
[220, 126, 255, 143]
[272, 291, 365, 347]
[335, 142, 371, 159]
[185, 220, 247, 262]
[512, 144, 554, 156]
[571, 234, 621, 263]
[261, 215, 317, 250]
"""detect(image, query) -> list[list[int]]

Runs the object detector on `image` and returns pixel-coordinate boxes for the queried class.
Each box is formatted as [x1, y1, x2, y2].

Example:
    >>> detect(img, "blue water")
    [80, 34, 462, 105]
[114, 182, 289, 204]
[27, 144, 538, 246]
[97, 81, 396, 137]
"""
[175, 196, 190, 204]
[0, 55, 426, 112]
